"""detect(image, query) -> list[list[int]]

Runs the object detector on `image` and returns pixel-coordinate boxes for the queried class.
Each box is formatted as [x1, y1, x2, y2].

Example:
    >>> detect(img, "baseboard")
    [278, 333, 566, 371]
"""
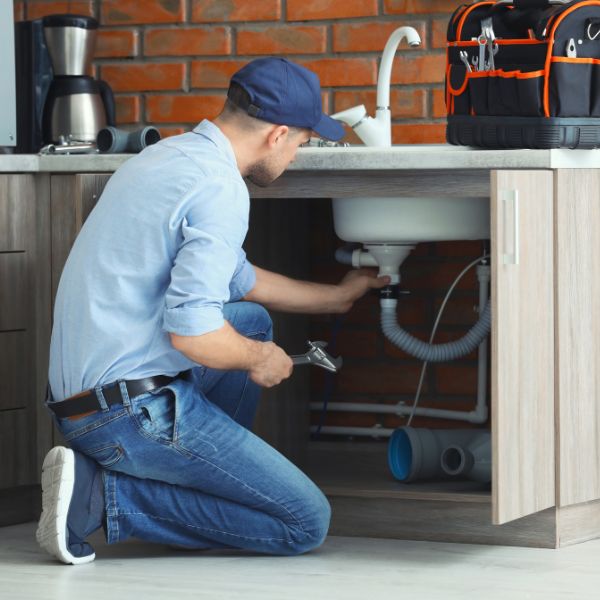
[327, 495, 558, 549]
[557, 499, 600, 547]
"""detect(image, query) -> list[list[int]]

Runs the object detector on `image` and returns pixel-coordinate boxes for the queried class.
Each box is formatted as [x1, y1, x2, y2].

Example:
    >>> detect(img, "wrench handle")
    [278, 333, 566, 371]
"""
[291, 355, 312, 365]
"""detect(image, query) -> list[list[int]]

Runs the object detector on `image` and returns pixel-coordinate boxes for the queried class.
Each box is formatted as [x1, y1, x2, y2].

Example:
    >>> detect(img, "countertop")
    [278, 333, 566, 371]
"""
[2, 144, 600, 173]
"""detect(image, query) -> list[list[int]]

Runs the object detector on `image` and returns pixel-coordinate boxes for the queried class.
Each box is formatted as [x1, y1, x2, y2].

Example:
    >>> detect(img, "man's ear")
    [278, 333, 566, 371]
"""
[265, 125, 289, 149]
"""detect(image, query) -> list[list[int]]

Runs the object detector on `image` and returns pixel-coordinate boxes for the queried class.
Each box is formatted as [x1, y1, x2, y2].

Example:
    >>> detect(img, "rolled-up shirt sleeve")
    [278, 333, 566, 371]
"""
[163, 176, 250, 336]
[229, 249, 256, 302]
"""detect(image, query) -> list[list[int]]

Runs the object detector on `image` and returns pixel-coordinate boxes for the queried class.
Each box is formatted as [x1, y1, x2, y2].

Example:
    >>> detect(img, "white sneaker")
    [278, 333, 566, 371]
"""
[36, 446, 97, 565]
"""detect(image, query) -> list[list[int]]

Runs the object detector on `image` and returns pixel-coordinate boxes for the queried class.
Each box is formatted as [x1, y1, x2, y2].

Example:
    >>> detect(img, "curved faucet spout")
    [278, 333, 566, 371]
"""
[330, 25, 421, 147]
[377, 26, 421, 109]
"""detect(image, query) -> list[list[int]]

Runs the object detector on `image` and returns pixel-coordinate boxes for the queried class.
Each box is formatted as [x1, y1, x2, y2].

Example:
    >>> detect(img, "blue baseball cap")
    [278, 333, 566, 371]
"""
[230, 58, 345, 141]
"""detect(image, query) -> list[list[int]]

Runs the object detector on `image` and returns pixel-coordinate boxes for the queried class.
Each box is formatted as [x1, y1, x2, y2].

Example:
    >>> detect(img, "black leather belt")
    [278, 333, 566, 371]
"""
[47, 374, 179, 419]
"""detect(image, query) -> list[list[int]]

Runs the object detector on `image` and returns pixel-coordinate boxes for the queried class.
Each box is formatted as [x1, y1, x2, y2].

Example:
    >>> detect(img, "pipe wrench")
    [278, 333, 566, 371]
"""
[291, 341, 343, 373]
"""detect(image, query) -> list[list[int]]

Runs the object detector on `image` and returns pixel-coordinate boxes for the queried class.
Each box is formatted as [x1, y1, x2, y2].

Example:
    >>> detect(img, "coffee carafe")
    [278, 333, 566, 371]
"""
[42, 14, 115, 146]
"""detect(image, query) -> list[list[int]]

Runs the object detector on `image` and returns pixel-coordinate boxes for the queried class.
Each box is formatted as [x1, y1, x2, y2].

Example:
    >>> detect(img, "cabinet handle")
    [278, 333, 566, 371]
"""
[502, 190, 519, 265]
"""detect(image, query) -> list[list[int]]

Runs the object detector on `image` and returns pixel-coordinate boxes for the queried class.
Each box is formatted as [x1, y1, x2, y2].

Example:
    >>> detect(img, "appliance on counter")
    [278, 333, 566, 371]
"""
[0, 0, 17, 149]
[42, 14, 115, 150]
[14, 18, 53, 153]
[14, 14, 115, 154]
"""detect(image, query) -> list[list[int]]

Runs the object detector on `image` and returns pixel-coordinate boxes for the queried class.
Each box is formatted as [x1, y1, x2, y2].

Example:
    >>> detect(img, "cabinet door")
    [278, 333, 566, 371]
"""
[555, 169, 600, 507]
[491, 170, 555, 524]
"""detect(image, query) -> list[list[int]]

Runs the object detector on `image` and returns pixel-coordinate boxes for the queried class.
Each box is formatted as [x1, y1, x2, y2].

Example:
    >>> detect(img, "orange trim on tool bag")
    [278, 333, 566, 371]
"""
[449, 39, 547, 47]
[543, 0, 600, 117]
[552, 56, 600, 65]
[445, 47, 450, 112]
[544, 14, 558, 36]
[469, 69, 544, 79]
[456, 1, 495, 41]
[445, 55, 451, 114]
[449, 68, 543, 90]
[452, 5, 468, 26]
[447, 65, 470, 97]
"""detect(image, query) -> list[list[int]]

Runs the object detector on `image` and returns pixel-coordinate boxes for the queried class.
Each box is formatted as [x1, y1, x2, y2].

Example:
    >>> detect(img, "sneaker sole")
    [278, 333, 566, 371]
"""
[36, 446, 96, 565]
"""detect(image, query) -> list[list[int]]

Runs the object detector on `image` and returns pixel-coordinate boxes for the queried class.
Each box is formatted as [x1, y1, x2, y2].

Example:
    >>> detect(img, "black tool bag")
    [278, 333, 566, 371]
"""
[446, 0, 600, 148]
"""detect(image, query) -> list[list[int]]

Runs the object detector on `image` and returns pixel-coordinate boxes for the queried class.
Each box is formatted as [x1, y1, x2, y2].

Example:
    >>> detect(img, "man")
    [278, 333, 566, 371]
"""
[36, 57, 389, 565]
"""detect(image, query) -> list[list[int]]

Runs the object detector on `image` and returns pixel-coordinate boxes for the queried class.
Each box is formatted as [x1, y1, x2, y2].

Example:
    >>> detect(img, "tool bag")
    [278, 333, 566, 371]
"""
[446, 0, 600, 148]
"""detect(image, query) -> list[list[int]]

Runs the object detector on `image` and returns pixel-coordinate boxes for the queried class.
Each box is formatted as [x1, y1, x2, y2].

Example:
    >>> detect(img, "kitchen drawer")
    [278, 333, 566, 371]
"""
[0, 408, 33, 489]
[0, 252, 29, 330]
[0, 331, 28, 410]
[0, 175, 35, 252]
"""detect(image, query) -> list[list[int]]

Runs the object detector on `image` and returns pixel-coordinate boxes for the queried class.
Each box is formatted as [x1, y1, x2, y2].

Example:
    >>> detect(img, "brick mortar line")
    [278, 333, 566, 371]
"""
[96, 58, 213, 64]
[102, 51, 445, 61]
[138, 24, 145, 57]
[100, 14, 453, 28]
[106, 21, 445, 34]
[128, 88, 443, 96]
[231, 25, 237, 55]
[182, 88, 439, 99]
[184, 60, 190, 93]
[97, 25, 146, 31]
[131, 90, 447, 112]
[283, 14, 454, 25]
[134, 24, 234, 31]
[95, 59, 444, 69]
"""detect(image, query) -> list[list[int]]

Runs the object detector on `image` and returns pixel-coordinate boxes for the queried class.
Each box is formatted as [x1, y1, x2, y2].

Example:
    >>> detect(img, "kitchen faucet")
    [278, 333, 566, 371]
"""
[330, 27, 421, 147]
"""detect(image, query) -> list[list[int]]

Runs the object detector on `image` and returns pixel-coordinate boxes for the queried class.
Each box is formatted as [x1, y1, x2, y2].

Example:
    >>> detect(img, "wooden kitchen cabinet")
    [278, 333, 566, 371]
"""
[2, 163, 599, 548]
[0, 174, 51, 525]
[0, 173, 107, 523]
[246, 167, 600, 547]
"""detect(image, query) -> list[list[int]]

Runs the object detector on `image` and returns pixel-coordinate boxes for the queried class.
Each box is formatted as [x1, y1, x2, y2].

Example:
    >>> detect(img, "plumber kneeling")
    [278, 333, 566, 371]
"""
[36, 57, 390, 565]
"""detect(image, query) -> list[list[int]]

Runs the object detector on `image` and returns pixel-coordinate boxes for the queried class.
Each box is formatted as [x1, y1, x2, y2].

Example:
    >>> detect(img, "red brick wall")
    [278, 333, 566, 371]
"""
[15, 0, 452, 142]
[15, 0, 488, 434]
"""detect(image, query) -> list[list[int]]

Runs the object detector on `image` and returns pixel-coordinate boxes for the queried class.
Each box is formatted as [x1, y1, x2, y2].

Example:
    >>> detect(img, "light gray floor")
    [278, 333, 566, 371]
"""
[1, 521, 600, 599]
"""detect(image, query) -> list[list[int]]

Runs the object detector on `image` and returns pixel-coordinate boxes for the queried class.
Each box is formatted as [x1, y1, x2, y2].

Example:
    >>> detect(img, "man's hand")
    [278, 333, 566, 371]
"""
[249, 341, 294, 388]
[243, 265, 391, 315]
[335, 268, 391, 313]
[171, 324, 293, 388]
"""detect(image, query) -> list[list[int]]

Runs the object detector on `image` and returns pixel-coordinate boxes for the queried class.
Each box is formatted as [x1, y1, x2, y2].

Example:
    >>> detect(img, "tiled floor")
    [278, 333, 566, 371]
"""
[1, 521, 600, 599]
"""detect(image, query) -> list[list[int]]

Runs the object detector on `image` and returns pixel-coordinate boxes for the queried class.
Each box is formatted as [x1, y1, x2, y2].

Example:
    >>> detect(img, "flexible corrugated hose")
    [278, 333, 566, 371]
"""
[380, 300, 491, 362]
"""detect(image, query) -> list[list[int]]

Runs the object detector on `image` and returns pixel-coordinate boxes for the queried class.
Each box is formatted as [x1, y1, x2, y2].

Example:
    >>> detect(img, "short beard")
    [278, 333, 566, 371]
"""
[246, 158, 278, 188]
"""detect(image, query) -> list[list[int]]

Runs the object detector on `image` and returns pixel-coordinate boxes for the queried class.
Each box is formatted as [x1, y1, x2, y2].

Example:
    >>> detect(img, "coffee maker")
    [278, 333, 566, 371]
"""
[14, 14, 114, 153]
[42, 15, 115, 150]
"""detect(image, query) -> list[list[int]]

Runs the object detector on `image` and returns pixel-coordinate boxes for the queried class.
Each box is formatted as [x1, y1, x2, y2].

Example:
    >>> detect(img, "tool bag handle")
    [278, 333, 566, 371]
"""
[489, 0, 573, 39]
[497, 0, 571, 5]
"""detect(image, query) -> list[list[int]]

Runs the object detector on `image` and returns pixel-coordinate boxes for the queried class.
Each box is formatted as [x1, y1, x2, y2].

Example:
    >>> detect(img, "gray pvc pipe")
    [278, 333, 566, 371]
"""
[440, 431, 491, 483]
[388, 427, 486, 482]
[97, 126, 161, 153]
[380, 300, 491, 362]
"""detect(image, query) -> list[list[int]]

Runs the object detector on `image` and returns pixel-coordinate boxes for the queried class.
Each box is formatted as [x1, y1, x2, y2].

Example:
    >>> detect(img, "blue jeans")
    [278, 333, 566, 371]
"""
[49, 302, 331, 555]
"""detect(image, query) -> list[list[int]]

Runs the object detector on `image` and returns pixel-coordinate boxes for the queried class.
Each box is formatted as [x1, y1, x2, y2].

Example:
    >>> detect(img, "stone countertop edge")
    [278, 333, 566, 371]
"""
[2, 145, 600, 172]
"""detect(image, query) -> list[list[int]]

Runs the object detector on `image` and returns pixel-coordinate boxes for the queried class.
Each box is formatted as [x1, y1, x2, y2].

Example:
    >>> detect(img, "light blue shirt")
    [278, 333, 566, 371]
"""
[48, 120, 256, 401]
